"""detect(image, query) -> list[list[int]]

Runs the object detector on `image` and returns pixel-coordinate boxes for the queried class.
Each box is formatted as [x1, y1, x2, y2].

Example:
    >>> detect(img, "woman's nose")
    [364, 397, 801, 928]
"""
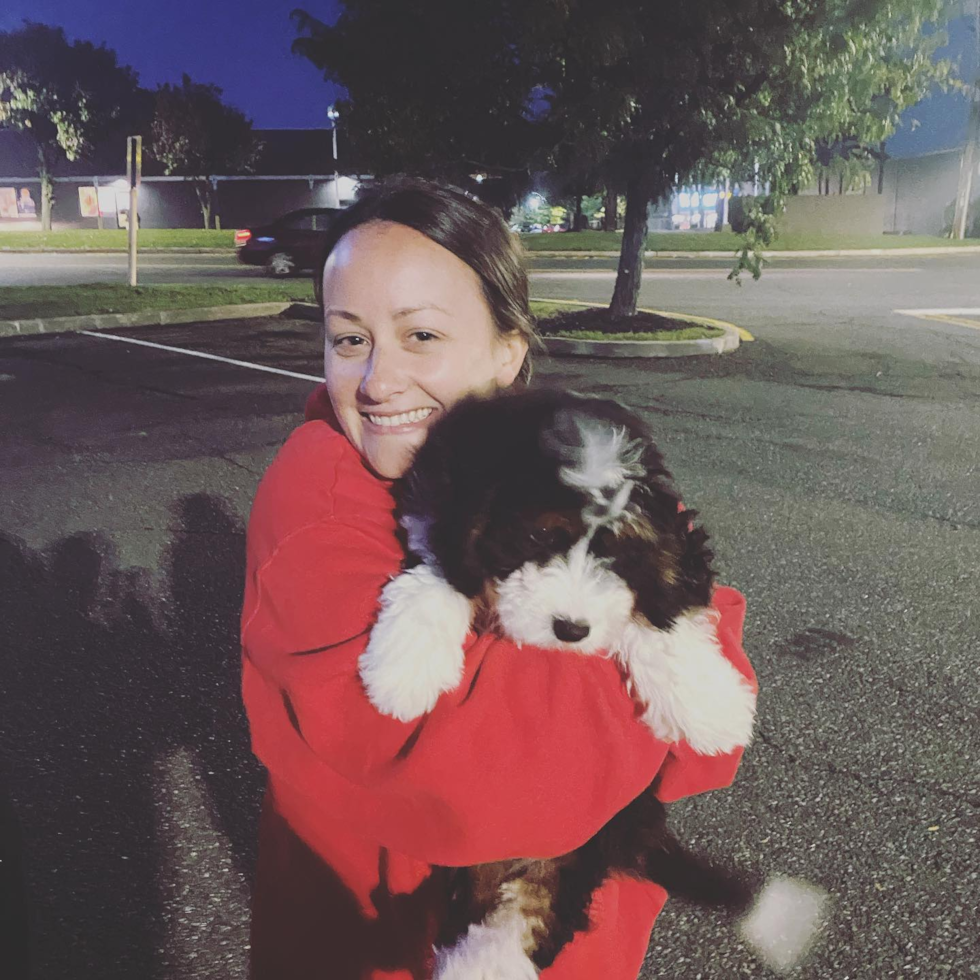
[359, 347, 408, 403]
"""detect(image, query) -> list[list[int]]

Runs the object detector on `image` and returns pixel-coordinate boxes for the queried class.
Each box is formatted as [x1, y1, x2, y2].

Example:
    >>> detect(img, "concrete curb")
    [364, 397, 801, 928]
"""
[0, 301, 295, 338]
[528, 245, 980, 259]
[534, 301, 743, 358]
[544, 322, 740, 358]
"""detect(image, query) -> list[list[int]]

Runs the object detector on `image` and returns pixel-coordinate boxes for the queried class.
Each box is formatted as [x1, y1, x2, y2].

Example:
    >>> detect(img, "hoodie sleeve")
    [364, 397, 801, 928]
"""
[242, 513, 754, 869]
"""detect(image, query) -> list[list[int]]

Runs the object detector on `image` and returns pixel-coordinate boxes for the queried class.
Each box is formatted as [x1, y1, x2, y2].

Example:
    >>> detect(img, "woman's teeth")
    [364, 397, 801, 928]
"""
[366, 408, 434, 427]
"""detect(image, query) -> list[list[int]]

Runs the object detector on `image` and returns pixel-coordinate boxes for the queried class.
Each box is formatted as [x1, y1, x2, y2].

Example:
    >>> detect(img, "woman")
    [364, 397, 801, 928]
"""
[241, 176, 755, 979]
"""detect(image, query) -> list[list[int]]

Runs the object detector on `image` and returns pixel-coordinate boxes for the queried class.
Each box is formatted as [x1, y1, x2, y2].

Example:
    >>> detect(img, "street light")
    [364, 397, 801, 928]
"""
[327, 104, 341, 207]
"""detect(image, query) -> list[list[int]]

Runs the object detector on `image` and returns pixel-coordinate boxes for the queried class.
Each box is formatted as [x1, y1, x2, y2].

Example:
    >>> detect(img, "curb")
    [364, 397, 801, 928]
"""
[0, 301, 297, 338]
[527, 245, 980, 259]
[533, 299, 743, 358]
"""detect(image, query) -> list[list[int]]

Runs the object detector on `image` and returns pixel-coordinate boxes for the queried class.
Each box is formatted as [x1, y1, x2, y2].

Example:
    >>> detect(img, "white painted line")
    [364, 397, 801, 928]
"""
[894, 308, 980, 316]
[79, 330, 323, 382]
[530, 268, 922, 280]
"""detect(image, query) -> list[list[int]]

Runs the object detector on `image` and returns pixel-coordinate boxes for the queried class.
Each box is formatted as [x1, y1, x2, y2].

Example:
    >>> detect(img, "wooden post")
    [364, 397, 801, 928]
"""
[126, 136, 141, 287]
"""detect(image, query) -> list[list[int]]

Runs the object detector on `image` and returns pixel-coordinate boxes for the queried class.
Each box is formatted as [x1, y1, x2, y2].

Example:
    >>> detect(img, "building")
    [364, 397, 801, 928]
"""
[0, 128, 358, 230]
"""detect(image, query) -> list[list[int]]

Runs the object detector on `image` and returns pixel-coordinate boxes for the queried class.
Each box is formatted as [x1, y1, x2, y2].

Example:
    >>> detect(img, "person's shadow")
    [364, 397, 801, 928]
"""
[0, 494, 265, 980]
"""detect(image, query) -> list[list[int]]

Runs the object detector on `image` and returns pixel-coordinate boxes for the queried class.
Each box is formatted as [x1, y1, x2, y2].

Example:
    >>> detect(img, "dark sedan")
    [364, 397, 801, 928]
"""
[235, 207, 341, 276]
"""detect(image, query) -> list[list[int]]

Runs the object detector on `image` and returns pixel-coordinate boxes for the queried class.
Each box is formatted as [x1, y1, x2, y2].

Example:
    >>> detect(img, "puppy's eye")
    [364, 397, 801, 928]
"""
[531, 525, 572, 551]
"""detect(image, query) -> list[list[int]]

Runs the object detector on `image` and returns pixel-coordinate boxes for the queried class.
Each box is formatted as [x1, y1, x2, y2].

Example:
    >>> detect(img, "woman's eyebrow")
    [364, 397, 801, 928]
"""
[394, 304, 449, 318]
[324, 305, 449, 322]
[324, 308, 361, 323]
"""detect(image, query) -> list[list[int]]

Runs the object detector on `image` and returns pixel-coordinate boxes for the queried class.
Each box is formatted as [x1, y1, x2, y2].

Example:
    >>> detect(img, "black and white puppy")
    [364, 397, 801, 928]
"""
[359, 390, 823, 978]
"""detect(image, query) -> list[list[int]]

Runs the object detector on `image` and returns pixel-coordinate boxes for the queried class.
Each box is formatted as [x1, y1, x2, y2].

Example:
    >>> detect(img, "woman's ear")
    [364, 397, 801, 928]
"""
[494, 332, 529, 389]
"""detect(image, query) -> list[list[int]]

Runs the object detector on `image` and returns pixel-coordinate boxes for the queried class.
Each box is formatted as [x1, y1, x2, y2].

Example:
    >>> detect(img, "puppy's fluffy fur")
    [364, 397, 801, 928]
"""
[359, 391, 820, 977]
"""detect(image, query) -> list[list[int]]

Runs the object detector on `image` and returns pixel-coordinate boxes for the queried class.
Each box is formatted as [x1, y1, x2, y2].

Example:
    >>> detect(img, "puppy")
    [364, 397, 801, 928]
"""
[359, 390, 822, 977]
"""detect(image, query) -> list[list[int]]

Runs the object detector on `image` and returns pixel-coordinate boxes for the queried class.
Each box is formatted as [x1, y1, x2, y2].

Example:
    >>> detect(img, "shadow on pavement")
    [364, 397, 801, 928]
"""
[0, 494, 263, 980]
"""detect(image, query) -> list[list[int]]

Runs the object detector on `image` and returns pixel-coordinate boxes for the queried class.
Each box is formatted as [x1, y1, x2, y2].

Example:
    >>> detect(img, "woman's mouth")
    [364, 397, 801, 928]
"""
[362, 407, 435, 428]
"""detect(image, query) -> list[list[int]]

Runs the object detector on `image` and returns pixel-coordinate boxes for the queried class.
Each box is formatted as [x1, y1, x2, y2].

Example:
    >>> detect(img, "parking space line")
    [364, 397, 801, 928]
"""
[893, 308, 980, 331]
[79, 330, 323, 382]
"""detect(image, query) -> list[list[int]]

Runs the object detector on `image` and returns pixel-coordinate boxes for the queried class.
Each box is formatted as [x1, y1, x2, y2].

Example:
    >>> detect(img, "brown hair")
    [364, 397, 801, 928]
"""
[315, 175, 541, 385]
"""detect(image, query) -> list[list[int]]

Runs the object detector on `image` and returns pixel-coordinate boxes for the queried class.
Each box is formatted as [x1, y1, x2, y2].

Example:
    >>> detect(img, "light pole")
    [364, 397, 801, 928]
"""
[327, 105, 341, 208]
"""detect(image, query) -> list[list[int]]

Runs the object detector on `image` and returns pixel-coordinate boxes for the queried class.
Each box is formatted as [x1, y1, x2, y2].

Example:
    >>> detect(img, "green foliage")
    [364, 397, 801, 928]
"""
[151, 75, 262, 178]
[151, 75, 263, 227]
[291, 0, 958, 304]
[0, 21, 143, 228]
[0, 21, 141, 162]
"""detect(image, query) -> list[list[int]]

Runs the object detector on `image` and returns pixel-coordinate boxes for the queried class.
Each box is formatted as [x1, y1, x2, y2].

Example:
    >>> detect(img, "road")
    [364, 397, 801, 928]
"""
[3, 250, 979, 358]
[1, 258, 979, 979]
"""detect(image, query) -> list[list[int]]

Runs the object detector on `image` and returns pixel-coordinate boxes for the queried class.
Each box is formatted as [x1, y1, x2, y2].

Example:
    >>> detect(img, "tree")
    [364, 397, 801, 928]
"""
[525, 0, 956, 313]
[150, 75, 263, 229]
[292, 1, 954, 313]
[0, 21, 142, 230]
[291, 1, 542, 210]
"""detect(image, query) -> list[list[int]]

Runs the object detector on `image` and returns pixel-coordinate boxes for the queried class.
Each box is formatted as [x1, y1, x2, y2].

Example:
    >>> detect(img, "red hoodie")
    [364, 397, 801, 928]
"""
[241, 385, 756, 980]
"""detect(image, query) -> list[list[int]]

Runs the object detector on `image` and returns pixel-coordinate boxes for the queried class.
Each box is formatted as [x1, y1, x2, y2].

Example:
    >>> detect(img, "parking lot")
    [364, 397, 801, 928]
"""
[2, 297, 979, 978]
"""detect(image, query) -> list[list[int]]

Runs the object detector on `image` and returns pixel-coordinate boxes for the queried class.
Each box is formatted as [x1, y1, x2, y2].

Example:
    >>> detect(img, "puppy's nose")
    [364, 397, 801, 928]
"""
[553, 618, 590, 643]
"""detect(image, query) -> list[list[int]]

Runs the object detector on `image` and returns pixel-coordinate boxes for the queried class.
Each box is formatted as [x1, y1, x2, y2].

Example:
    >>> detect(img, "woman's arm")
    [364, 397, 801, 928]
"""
[242, 514, 754, 868]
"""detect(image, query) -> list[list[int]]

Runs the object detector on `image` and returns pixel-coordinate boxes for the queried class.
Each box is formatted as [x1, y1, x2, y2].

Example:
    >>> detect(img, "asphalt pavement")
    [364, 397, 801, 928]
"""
[1, 283, 979, 978]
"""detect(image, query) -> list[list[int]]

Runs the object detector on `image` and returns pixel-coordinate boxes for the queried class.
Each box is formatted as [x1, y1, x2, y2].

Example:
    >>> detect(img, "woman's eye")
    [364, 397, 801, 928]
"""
[333, 335, 367, 349]
[410, 330, 438, 342]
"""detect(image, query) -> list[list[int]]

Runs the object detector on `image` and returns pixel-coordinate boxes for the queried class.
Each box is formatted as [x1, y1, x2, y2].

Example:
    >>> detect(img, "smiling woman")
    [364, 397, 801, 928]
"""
[240, 176, 753, 980]
[321, 219, 529, 478]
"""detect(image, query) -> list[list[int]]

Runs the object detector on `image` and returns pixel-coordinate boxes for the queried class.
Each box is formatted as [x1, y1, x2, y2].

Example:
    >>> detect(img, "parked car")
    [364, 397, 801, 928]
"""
[235, 207, 342, 276]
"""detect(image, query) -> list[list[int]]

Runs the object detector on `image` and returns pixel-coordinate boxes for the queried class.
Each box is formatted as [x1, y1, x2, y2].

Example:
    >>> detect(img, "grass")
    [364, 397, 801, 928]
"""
[0, 229, 235, 250]
[529, 300, 723, 342]
[520, 230, 979, 252]
[0, 226, 974, 252]
[0, 282, 314, 320]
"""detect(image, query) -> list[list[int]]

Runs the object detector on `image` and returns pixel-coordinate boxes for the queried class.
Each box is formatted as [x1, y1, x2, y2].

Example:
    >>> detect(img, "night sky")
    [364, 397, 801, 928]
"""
[1, 2, 975, 154]
[0, 0, 346, 130]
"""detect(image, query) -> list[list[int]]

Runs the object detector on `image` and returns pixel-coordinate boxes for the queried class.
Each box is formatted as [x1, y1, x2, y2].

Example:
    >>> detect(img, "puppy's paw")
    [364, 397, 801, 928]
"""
[617, 611, 756, 755]
[433, 919, 539, 980]
[359, 564, 472, 722]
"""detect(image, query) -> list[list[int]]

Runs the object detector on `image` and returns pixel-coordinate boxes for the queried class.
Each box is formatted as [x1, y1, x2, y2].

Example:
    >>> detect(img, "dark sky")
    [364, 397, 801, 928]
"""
[1, 2, 974, 153]
[0, 0, 345, 129]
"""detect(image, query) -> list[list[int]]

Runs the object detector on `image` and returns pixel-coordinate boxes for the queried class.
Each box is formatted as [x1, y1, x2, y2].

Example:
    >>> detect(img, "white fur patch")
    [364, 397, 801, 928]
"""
[614, 610, 756, 754]
[495, 540, 635, 655]
[433, 885, 540, 980]
[738, 876, 829, 973]
[359, 564, 472, 721]
[552, 415, 645, 496]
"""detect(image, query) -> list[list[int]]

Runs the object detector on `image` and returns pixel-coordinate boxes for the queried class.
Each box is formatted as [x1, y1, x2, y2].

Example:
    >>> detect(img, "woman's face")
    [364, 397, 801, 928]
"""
[322, 220, 528, 479]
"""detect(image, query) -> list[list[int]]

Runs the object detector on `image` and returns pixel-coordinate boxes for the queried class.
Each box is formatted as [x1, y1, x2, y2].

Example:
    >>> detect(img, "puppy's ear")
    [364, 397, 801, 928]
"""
[676, 508, 716, 609]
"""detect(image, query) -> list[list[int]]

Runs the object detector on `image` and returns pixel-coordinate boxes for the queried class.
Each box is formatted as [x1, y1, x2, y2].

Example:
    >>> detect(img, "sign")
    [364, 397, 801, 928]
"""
[78, 186, 99, 218]
[0, 186, 37, 219]
[0, 187, 17, 219]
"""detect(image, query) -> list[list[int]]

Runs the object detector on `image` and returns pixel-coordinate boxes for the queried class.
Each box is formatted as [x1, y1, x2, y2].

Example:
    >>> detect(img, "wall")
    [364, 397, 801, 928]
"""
[0, 177, 354, 229]
[881, 149, 978, 236]
[777, 194, 885, 236]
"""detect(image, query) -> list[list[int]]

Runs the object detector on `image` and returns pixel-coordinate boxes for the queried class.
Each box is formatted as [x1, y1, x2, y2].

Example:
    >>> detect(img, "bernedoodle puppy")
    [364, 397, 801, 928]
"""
[359, 389, 825, 978]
